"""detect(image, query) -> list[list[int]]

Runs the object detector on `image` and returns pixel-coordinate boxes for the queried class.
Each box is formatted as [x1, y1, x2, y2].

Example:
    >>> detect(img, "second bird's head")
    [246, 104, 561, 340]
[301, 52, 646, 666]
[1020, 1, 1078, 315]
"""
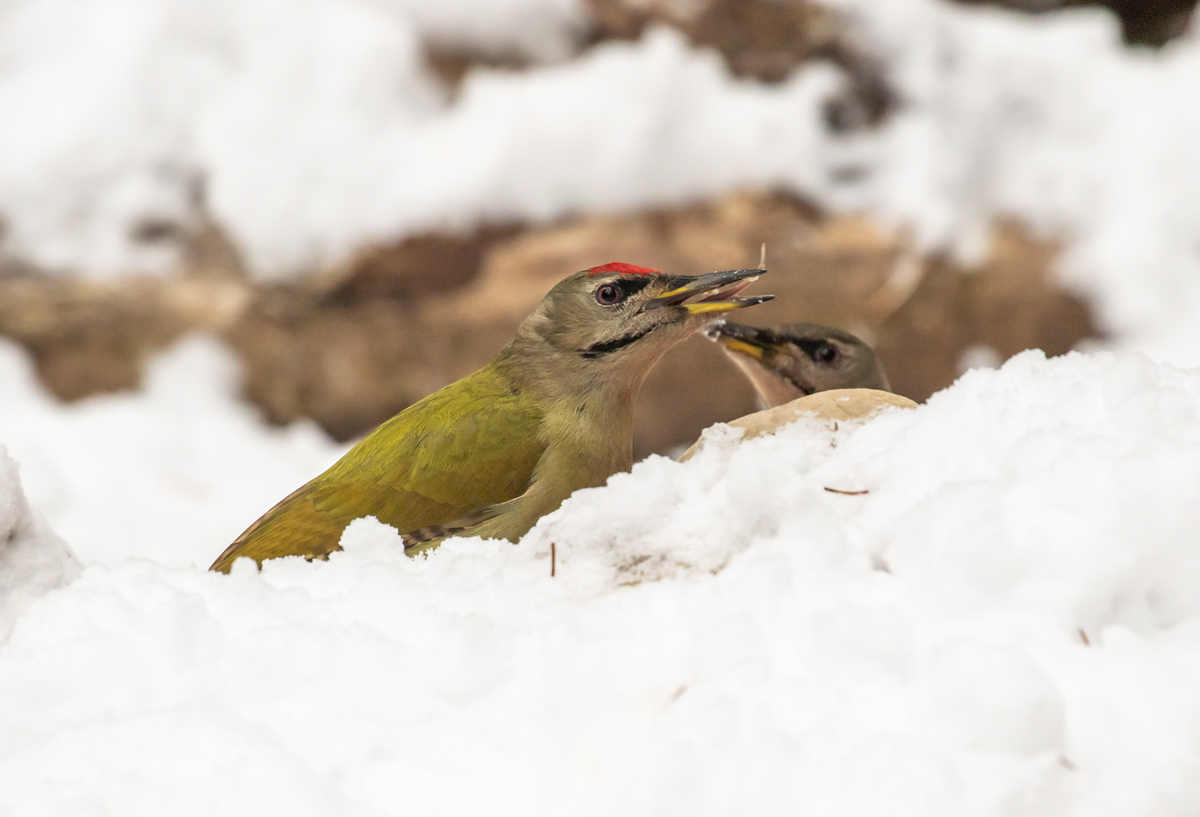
[705, 320, 890, 408]
[517, 262, 773, 385]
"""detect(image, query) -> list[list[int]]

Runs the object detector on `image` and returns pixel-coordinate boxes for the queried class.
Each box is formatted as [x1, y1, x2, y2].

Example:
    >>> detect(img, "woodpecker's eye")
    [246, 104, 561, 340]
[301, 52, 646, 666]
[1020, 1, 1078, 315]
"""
[814, 343, 839, 364]
[595, 283, 622, 305]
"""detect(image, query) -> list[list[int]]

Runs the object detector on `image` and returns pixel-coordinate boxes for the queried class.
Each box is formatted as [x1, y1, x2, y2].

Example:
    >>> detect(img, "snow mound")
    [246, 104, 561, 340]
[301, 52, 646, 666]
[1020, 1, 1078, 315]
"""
[0, 447, 78, 641]
[4, 350, 1200, 814]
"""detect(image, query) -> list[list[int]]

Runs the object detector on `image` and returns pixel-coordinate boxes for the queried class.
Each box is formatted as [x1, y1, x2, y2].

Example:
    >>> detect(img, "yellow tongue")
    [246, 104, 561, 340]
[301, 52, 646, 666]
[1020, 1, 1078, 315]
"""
[717, 337, 766, 359]
[683, 300, 758, 315]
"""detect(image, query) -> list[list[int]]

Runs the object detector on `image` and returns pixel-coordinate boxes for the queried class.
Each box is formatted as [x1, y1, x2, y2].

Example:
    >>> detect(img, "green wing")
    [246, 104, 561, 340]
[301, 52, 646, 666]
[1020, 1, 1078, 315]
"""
[210, 367, 545, 572]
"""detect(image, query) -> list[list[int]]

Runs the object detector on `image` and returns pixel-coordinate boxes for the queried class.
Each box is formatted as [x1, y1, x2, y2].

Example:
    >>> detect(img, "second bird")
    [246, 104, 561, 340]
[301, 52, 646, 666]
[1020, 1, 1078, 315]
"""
[705, 320, 889, 408]
[211, 262, 772, 572]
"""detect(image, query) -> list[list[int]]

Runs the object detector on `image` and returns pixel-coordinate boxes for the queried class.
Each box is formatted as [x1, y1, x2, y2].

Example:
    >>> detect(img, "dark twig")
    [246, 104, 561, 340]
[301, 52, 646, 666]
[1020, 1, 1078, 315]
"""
[824, 487, 869, 496]
[550, 541, 556, 578]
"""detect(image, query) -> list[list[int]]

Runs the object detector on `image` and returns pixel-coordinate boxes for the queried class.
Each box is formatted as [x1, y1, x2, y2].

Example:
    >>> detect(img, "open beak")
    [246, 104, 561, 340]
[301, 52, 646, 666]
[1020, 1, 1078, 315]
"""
[641, 268, 773, 315]
[702, 320, 780, 360]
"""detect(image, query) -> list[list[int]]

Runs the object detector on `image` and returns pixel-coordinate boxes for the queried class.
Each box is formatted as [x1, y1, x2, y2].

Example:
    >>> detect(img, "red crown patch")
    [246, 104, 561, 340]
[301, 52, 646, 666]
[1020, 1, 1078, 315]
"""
[586, 262, 661, 276]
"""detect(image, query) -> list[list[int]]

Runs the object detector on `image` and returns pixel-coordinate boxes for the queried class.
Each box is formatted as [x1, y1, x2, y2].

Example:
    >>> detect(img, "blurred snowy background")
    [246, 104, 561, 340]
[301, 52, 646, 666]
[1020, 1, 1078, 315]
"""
[5, 0, 1200, 814]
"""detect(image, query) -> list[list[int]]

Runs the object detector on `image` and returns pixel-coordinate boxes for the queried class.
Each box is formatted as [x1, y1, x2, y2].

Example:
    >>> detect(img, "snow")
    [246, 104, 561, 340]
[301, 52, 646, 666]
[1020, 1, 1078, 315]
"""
[0, 446, 77, 641]
[0, 336, 345, 568]
[4, 338, 1200, 814]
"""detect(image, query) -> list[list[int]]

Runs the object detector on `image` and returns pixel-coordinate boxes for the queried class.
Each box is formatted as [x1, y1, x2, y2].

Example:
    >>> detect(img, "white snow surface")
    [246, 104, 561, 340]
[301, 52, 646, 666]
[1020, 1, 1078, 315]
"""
[0, 336, 346, 568]
[4, 338, 1200, 814]
[0, 447, 78, 641]
[5, 0, 1200, 363]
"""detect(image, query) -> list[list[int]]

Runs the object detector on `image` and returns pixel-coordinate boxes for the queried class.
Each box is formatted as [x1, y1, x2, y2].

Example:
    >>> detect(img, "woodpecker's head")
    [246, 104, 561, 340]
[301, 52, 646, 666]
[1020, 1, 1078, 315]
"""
[518, 262, 773, 390]
[705, 320, 889, 408]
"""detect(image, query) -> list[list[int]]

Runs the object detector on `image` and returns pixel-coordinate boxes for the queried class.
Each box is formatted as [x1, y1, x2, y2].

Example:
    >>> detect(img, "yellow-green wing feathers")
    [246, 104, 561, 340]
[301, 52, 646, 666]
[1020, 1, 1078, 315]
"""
[210, 368, 546, 572]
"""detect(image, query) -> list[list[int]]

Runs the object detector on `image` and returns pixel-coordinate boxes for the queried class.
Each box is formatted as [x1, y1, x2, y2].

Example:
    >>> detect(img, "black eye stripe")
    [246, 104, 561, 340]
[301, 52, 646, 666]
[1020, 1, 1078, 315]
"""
[594, 275, 651, 296]
[616, 276, 652, 297]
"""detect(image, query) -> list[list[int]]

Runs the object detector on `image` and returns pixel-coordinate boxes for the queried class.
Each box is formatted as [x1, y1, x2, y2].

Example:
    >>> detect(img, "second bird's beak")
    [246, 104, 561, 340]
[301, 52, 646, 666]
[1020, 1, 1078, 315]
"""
[703, 320, 777, 360]
[641, 268, 773, 315]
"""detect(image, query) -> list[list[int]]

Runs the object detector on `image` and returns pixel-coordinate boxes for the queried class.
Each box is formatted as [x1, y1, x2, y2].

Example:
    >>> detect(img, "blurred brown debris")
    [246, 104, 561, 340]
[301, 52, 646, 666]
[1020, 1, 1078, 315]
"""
[322, 227, 518, 305]
[589, 0, 834, 83]
[424, 45, 531, 94]
[0, 191, 1096, 458]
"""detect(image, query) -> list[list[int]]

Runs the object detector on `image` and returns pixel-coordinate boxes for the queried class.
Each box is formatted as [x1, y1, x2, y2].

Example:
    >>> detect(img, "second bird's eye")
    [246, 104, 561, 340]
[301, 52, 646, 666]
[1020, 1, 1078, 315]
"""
[595, 284, 622, 305]
[814, 343, 839, 364]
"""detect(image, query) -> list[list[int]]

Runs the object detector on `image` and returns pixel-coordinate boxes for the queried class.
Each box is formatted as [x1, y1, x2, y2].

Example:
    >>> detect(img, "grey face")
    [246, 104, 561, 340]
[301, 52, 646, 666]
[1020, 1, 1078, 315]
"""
[705, 320, 890, 408]
[534, 267, 774, 369]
